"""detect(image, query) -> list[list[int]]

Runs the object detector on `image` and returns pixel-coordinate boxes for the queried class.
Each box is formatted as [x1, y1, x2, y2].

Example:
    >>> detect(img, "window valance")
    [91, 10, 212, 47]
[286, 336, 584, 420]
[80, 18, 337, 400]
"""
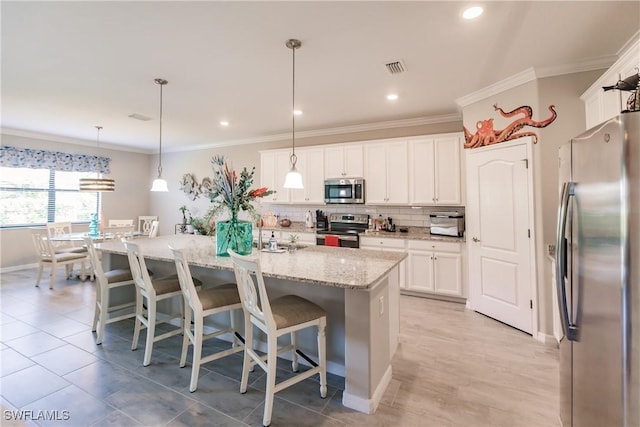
[0, 145, 111, 174]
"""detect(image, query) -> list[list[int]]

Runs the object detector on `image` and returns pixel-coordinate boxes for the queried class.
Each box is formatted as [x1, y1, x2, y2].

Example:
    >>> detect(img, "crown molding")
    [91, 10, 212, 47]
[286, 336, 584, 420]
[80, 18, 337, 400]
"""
[1, 127, 150, 154]
[455, 68, 538, 108]
[165, 113, 462, 152]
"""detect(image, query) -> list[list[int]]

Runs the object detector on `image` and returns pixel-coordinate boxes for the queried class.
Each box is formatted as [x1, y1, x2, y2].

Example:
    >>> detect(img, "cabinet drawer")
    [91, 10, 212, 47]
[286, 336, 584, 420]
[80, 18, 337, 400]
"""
[407, 239, 461, 253]
[360, 236, 406, 250]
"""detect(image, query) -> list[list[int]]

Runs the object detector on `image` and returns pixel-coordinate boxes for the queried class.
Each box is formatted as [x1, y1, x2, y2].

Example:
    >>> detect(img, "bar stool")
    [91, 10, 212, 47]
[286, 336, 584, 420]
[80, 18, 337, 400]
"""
[227, 249, 327, 427]
[170, 246, 244, 392]
[124, 241, 196, 366]
[84, 237, 137, 344]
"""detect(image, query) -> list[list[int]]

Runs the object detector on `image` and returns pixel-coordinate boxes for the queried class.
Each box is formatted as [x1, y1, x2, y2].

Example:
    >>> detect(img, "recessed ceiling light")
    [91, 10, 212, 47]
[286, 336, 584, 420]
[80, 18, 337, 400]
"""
[219, 120, 229, 126]
[462, 6, 483, 20]
[293, 109, 303, 116]
[387, 94, 399, 101]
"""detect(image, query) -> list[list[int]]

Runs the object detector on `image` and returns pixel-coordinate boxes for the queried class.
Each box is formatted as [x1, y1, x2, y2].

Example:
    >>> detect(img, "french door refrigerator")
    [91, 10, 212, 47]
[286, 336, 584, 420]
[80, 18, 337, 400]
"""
[556, 111, 639, 427]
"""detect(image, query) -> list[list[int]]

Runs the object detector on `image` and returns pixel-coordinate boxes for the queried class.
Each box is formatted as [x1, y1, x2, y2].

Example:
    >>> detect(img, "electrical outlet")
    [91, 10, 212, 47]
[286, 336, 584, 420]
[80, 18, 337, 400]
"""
[379, 296, 384, 316]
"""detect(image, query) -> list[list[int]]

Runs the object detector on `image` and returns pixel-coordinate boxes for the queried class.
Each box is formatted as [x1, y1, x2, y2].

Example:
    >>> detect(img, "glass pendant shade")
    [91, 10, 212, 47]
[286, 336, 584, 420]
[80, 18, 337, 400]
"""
[283, 164, 303, 189]
[150, 177, 169, 192]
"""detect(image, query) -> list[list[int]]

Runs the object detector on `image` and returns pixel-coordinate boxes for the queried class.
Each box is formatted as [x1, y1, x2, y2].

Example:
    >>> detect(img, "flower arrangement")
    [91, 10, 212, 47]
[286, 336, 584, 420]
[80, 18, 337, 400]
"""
[207, 155, 275, 221]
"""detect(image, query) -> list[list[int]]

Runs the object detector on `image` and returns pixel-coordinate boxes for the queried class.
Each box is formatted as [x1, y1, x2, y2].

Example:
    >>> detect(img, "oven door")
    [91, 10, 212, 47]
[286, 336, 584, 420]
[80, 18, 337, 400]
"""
[316, 233, 359, 248]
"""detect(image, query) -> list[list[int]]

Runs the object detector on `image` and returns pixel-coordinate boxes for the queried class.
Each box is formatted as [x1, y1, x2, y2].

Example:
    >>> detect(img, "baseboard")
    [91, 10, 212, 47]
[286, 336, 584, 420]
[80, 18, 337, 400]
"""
[342, 365, 392, 414]
[536, 331, 559, 347]
[0, 263, 38, 274]
[400, 290, 466, 305]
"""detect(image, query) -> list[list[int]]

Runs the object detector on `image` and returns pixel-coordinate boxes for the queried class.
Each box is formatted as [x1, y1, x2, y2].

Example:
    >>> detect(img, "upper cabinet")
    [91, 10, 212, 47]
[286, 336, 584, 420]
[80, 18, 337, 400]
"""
[364, 139, 409, 205]
[260, 149, 291, 204]
[581, 37, 640, 130]
[324, 144, 363, 178]
[408, 133, 463, 206]
[289, 147, 325, 204]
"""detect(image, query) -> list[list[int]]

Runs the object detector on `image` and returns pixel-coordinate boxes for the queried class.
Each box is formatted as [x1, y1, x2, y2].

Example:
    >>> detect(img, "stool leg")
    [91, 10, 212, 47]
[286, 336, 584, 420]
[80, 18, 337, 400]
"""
[132, 292, 143, 350]
[189, 316, 203, 392]
[143, 298, 157, 366]
[291, 331, 299, 372]
[180, 303, 191, 368]
[263, 334, 278, 427]
[240, 316, 252, 394]
[35, 262, 44, 287]
[318, 318, 327, 398]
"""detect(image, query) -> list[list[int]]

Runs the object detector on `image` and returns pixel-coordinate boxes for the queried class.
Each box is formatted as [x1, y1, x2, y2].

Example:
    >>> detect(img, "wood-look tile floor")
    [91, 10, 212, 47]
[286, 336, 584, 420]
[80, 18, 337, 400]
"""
[0, 268, 559, 426]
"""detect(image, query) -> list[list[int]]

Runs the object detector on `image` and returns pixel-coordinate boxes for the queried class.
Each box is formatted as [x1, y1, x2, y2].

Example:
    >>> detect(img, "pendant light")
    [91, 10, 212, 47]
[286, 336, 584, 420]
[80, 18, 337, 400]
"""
[150, 78, 169, 192]
[79, 126, 115, 192]
[283, 39, 304, 189]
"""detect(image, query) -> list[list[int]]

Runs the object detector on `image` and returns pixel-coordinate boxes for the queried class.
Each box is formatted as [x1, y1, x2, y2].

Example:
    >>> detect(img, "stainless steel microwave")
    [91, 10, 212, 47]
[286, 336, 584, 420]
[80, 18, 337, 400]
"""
[324, 178, 365, 204]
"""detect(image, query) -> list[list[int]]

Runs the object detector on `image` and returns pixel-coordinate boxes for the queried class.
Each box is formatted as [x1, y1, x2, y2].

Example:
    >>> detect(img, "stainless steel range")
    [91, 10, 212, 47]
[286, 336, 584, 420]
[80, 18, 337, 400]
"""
[315, 213, 369, 248]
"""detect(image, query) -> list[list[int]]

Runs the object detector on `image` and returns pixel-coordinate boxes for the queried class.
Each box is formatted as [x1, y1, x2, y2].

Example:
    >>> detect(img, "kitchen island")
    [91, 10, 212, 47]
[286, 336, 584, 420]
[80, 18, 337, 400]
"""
[97, 234, 406, 414]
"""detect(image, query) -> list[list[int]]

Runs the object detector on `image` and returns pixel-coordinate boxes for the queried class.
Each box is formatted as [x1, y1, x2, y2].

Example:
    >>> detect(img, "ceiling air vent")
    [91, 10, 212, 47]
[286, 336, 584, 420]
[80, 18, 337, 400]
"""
[128, 113, 152, 121]
[384, 60, 406, 75]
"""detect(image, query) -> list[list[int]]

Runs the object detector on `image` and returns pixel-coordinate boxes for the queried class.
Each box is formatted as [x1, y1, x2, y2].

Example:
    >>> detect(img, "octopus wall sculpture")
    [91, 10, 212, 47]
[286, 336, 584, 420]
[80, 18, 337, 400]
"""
[463, 103, 557, 149]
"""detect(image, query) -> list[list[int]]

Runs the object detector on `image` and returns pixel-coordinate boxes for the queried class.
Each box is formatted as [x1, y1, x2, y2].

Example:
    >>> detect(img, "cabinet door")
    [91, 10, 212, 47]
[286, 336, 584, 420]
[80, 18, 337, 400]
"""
[407, 251, 434, 293]
[434, 135, 462, 205]
[343, 145, 363, 177]
[260, 150, 290, 203]
[364, 143, 388, 204]
[408, 138, 436, 204]
[385, 141, 408, 204]
[601, 72, 623, 123]
[433, 251, 462, 296]
[324, 146, 345, 178]
[290, 148, 324, 204]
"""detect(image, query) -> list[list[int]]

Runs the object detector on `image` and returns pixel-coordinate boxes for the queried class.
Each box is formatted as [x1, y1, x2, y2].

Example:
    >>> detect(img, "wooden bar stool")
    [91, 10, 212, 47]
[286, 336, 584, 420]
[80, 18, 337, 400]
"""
[228, 249, 327, 427]
[170, 246, 244, 392]
[84, 237, 137, 344]
[124, 241, 193, 366]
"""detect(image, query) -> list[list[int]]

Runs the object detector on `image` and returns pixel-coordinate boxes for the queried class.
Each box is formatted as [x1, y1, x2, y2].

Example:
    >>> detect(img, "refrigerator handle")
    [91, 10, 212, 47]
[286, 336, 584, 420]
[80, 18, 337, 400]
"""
[555, 181, 577, 341]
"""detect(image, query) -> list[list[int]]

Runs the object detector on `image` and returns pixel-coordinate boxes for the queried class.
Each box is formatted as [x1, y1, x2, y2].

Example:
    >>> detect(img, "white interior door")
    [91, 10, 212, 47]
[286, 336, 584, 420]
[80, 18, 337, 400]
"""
[466, 139, 534, 334]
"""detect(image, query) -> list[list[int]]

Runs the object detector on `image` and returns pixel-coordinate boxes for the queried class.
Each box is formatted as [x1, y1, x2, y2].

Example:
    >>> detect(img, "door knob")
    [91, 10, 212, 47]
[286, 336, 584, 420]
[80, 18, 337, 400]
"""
[472, 237, 480, 242]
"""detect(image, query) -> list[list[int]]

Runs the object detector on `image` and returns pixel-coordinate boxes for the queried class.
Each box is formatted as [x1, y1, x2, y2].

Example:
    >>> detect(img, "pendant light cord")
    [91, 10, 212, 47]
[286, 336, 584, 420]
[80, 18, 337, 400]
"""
[155, 78, 167, 178]
[291, 43, 296, 162]
[95, 125, 102, 175]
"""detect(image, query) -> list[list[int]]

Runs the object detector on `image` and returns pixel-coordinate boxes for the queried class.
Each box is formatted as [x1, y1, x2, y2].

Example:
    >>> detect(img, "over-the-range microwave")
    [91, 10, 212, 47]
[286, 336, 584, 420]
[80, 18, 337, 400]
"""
[324, 178, 365, 204]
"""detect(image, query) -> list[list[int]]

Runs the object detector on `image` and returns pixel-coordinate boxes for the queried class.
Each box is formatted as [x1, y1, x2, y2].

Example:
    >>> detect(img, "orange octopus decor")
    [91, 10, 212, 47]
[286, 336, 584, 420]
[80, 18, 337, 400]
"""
[463, 103, 557, 149]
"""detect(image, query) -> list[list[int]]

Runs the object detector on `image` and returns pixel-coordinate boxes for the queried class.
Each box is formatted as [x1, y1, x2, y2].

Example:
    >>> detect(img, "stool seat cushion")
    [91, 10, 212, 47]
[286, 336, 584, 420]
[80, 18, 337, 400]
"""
[198, 284, 240, 310]
[104, 268, 134, 284]
[45, 252, 87, 263]
[152, 276, 202, 295]
[56, 246, 89, 254]
[270, 295, 326, 330]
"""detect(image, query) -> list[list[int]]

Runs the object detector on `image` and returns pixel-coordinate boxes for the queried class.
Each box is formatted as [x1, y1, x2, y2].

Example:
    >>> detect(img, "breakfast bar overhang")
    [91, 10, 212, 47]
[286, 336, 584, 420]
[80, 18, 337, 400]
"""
[96, 235, 406, 414]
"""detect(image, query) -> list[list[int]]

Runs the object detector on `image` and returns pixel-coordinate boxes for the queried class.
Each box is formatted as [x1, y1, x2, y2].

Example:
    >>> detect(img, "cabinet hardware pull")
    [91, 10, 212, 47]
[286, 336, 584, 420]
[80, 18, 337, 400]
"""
[472, 237, 480, 242]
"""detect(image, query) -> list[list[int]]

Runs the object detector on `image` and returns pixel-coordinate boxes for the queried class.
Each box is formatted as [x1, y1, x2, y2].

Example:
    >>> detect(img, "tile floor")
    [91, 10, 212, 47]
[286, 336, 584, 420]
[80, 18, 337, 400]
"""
[1, 267, 559, 426]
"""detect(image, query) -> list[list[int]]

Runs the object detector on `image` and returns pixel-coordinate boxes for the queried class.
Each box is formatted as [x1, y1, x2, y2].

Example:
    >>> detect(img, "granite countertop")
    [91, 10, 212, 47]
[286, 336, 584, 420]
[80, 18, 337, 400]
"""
[262, 222, 465, 243]
[97, 234, 406, 290]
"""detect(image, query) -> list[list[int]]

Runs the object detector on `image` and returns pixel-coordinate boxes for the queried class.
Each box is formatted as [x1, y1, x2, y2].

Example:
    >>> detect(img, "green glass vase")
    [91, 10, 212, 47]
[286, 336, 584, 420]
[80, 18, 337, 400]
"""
[216, 218, 253, 256]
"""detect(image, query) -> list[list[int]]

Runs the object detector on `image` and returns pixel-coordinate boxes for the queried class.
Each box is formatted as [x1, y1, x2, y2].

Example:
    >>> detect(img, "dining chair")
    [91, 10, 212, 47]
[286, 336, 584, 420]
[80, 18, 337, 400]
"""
[108, 219, 134, 227]
[124, 240, 196, 366]
[83, 237, 138, 344]
[170, 246, 244, 392]
[148, 220, 159, 238]
[103, 225, 135, 239]
[32, 233, 89, 289]
[227, 249, 327, 427]
[45, 222, 88, 254]
[138, 216, 159, 236]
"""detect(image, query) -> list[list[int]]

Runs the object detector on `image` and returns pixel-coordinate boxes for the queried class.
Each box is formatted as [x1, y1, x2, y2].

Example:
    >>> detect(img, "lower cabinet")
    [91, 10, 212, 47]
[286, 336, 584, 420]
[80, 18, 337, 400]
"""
[360, 236, 407, 289]
[406, 240, 464, 298]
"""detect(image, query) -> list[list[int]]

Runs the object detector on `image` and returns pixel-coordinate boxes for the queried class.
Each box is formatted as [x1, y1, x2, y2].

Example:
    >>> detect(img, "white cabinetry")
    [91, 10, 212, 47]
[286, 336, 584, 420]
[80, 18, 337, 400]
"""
[290, 147, 325, 204]
[324, 144, 363, 178]
[408, 133, 463, 205]
[260, 150, 291, 203]
[360, 236, 406, 289]
[581, 38, 640, 129]
[364, 140, 409, 205]
[406, 240, 463, 298]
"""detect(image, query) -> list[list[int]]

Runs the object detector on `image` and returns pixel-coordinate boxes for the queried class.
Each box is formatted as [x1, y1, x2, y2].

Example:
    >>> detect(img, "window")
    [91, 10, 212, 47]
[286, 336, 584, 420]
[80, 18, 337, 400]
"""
[0, 167, 99, 227]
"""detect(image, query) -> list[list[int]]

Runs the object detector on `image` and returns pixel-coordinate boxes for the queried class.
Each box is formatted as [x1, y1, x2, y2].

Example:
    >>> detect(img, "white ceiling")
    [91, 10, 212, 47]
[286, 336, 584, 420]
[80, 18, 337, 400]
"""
[2, 1, 639, 153]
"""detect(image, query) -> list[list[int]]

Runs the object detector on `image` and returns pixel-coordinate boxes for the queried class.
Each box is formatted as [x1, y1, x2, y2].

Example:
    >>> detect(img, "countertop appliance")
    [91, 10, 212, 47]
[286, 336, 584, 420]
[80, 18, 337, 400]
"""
[429, 211, 464, 237]
[324, 178, 365, 204]
[316, 213, 369, 248]
[555, 111, 639, 427]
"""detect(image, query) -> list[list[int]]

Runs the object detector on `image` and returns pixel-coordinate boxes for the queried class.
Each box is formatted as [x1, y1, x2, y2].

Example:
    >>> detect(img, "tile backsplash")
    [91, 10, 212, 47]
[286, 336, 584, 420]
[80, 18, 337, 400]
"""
[261, 203, 465, 228]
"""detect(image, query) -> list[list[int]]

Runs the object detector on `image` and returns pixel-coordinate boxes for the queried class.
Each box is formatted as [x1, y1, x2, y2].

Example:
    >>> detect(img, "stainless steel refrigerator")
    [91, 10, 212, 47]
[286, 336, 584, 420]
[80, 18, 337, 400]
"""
[556, 111, 639, 427]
